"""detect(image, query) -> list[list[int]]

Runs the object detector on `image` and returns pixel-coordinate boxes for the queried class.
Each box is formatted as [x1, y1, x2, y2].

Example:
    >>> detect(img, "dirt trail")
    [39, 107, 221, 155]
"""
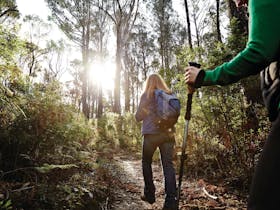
[109, 152, 165, 210]
[108, 151, 247, 210]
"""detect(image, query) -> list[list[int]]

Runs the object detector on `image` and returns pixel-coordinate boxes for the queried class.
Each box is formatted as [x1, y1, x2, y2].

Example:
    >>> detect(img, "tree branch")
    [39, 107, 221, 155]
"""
[95, 3, 116, 25]
[0, 7, 19, 18]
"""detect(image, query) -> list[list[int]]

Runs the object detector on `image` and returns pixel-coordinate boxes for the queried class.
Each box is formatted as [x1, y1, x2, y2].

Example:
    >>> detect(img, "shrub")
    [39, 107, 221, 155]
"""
[0, 81, 94, 171]
[94, 112, 142, 152]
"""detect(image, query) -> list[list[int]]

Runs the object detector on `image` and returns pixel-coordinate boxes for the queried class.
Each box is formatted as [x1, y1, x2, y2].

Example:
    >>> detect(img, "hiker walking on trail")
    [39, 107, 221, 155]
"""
[135, 74, 178, 210]
[185, 0, 280, 209]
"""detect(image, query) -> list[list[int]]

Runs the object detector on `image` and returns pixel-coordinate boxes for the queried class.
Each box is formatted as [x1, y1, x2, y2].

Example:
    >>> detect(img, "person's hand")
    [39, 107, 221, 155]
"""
[185, 66, 201, 94]
[185, 66, 201, 86]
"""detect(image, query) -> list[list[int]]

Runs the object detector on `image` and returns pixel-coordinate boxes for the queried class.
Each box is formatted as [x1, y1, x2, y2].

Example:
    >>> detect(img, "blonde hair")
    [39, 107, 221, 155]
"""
[144, 74, 171, 99]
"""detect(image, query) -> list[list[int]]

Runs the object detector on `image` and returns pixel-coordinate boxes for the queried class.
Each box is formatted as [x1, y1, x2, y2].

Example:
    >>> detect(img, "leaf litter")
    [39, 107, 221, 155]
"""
[104, 150, 247, 210]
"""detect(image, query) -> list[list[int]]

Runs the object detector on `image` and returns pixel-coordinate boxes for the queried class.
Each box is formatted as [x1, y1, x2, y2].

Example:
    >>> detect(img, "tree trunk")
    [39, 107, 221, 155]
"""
[91, 90, 96, 118]
[81, 2, 91, 119]
[192, 12, 200, 47]
[97, 87, 103, 118]
[131, 78, 135, 114]
[159, 2, 165, 71]
[216, 0, 222, 42]
[114, 27, 122, 114]
[97, 35, 104, 118]
[124, 68, 130, 112]
[184, 0, 193, 49]
[81, 26, 89, 119]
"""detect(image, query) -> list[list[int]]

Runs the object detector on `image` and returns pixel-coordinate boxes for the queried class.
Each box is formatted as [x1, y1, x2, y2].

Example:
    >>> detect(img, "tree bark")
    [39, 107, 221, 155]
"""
[216, 0, 222, 42]
[81, 2, 91, 119]
[184, 0, 193, 49]
[114, 26, 122, 114]
[124, 68, 130, 112]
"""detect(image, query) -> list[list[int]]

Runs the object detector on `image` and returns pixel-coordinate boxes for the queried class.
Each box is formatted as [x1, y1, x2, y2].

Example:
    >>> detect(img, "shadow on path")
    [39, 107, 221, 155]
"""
[107, 150, 247, 210]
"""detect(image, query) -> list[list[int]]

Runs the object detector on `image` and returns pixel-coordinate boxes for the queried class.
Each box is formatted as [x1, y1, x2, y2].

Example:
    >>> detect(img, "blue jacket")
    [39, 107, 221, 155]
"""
[135, 92, 161, 135]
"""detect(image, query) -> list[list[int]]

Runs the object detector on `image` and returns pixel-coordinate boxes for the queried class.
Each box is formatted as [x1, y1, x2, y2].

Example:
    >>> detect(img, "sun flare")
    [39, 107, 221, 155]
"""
[89, 61, 115, 91]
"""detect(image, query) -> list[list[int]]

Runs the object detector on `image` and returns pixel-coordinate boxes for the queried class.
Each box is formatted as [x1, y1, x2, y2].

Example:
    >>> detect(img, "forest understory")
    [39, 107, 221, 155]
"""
[0, 147, 248, 210]
[0, 0, 269, 209]
[106, 150, 248, 210]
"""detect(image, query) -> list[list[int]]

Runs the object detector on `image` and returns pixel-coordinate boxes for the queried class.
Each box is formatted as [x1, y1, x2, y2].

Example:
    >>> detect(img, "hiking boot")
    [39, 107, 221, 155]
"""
[140, 195, 155, 204]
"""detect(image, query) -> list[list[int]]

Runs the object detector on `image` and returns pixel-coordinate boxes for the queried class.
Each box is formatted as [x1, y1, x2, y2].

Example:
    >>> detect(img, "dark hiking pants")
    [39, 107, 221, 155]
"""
[248, 113, 280, 210]
[142, 133, 177, 208]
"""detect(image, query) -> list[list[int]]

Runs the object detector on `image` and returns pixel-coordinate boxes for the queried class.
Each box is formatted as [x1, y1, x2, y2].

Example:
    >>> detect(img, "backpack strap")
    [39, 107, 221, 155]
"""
[261, 57, 280, 121]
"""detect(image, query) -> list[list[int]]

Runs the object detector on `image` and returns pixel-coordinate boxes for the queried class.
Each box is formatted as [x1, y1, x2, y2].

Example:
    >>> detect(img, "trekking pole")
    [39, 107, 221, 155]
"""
[177, 62, 201, 207]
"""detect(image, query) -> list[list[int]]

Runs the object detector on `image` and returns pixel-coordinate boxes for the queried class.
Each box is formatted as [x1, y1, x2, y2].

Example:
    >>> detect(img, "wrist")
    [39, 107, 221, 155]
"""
[194, 70, 205, 88]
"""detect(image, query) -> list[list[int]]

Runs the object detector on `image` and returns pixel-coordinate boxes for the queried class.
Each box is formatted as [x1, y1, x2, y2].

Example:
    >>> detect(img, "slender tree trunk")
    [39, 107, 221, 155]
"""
[114, 26, 121, 114]
[81, 2, 91, 119]
[97, 0, 138, 114]
[192, 13, 200, 47]
[97, 87, 103, 118]
[131, 78, 135, 113]
[97, 38, 104, 118]
[184, 0, 193, 49]
[91, 91, 96, 118]
[81, 26, 89, 118]
[124, 68, 130, 112]
[159, 2, 165, 71]
[216, 0, 222, 42]
[141, 47, 148, 80]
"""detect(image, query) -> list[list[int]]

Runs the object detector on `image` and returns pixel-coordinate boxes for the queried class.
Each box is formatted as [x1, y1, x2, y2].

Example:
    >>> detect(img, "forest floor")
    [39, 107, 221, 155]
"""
[105, 149, 248, 210]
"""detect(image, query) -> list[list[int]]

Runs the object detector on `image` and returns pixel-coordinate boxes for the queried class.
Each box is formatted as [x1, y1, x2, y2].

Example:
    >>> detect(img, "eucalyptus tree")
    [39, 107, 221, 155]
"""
[44, 39, 70, 83]
[150, 0, 171, 72]
[67, 59, 83, 111]
[122, 17, 155, 111]
[0, 0, 20, 64]
[96, 0, 140, 114]
[0, 0, 24, 128]
[90, 2, 110, 118]
[0, 0, 19, 22]
[46, 0, 110, 118]
[46, 0, 90, 118]
[124, 14, 158, 111]
[148, 0, 185, 83]
[197, 0, 225, 47]
[19, 15, 51, 77]
[123, 47, 134, 112]
[187, 0, 210, 48]
[0, 22, 21, 65]
[130, 17, 157, 81]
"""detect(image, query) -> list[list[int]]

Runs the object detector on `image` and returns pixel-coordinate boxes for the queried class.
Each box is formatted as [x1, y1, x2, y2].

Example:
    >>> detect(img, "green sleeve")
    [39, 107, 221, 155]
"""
[203, 0, 280, 86]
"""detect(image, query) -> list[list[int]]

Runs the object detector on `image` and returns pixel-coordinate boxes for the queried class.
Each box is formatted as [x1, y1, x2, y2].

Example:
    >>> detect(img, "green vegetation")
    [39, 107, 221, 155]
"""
[0, 0, 270, 209]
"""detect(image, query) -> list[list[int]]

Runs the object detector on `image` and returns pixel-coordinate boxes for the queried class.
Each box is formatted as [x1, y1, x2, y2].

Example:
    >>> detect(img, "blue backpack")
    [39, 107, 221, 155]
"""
[155, 89, 181, 130]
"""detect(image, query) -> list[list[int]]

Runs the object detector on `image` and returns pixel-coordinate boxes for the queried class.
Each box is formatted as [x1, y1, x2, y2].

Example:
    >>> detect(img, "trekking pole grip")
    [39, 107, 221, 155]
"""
[185, 93, 193, 120]
[184, 62, 201, 121]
